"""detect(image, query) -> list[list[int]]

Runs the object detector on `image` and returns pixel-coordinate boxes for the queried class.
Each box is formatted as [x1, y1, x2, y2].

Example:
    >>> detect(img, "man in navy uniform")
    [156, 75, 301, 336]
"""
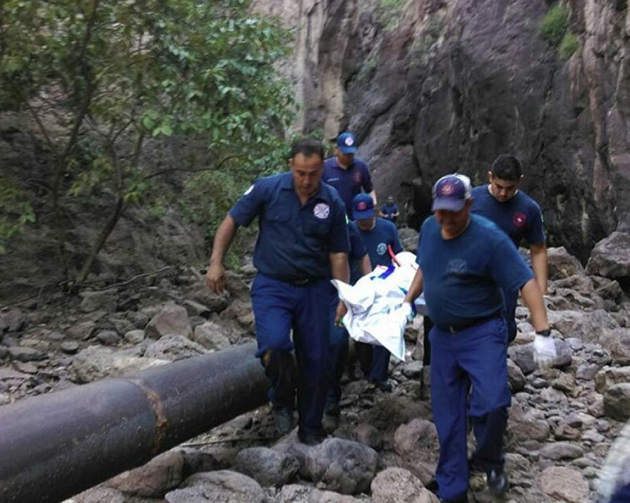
[402, 174, 551, 502]
[325, 218, 372, 416]
[353, 193, 404, 392]
[379, 195, 400, 224]
[206, 139, 350, 446]
[471, 154, 547, 342]
[323, 132, 377, 219]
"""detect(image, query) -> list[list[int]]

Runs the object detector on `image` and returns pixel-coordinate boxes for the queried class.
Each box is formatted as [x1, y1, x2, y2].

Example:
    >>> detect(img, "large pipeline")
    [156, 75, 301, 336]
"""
[0, 342, 269, 503]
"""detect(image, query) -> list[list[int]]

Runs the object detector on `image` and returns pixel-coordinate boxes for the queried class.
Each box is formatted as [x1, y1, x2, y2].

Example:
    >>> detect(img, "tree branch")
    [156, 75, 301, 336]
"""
[143, 155, 245, 180]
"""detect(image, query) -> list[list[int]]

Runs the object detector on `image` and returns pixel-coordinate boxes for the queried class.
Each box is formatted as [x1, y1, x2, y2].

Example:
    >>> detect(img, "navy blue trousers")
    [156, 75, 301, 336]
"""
[610, 482, 630, 503]
[430, 317, 511, 502]
[251, 273, 333, 437]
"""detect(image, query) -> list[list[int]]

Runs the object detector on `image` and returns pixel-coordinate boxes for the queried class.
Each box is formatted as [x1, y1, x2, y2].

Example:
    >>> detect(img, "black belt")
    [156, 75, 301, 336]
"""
[442, 314, 500, 334]
[290, 277, 314, 286]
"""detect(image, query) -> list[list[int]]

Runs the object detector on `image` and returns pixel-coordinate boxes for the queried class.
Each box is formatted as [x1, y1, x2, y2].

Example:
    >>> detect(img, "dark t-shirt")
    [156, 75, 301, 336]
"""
[471, 185, 545, 247]
[358, 218, 403, 269]
[348, 221, 367, 284]
[323, 157, 373, 219]
[416, 214, 534, 330]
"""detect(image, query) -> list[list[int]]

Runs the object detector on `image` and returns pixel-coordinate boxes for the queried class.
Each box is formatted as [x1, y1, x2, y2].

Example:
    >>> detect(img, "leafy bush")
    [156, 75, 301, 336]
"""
[0, 179, 35, 254]
[540, 3, 570, 47]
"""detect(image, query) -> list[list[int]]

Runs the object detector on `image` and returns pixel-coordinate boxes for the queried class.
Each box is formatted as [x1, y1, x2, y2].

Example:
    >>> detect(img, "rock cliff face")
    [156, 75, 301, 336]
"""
[254, 0, 630, 261]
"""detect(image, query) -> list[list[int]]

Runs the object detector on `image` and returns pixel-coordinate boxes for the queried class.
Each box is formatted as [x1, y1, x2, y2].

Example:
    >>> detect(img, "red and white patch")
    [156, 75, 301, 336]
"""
[314, 203, 330, 219]
[440, 183, 455, 195]
[353, 172, 362, 184]
[357, 201, 367, 211]
[344, 136, 355, 147]
[513, 212, 527, 228]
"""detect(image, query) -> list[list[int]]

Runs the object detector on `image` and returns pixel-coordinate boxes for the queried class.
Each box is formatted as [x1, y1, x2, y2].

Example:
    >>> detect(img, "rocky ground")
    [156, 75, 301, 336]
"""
[1, 231, 630, 503]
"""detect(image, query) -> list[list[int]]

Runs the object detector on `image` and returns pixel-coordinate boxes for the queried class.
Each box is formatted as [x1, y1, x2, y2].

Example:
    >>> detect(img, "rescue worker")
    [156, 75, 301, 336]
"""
[325, 219, 372, 416]
[323, 132, 377, 219]
[401, 174, 551, 502]
[379, 195, 400, 224]
[471, 154, 547, 342]
[353, 193, 404, 392]
[206, 139, 350, 446]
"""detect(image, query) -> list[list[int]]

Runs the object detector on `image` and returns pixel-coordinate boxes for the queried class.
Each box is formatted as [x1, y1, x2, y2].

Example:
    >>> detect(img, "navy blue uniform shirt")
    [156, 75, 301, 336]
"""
[471, 185, 545, 248]
[358, 218, 403, 269]
[229, 173, 350, 282]
[323, 157, 373, 219]
[416, 214, 534, 330]
[381, 202, 399, 220]
[348, 221, 367, 284]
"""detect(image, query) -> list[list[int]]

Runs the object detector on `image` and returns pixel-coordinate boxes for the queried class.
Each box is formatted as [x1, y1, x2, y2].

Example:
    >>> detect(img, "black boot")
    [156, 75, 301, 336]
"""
[263, 350, 298, 435]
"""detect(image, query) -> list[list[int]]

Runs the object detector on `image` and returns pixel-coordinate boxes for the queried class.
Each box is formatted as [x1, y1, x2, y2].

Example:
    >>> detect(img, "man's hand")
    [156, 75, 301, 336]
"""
[206, 262, 226, 294]
[401, 302, 415, 323]
[533, 332, 556, 368]
[335, 301, 348, 326]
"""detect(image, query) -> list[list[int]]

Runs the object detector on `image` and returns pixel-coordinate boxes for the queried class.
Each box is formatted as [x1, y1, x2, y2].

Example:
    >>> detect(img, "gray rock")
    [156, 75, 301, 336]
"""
[600, 328, 630, 365]
[106, 451, 185, 497]
[595, 366, 630, 393]
[96, 330, 120, 346]
[8, 346, 46, 362]
[79, 289, 118, 313]
[354, 423, 383, 450]
[73, 346, 168, 383]
[66, 321, 96, 341]
[551, 309, 620, 343]
[193, 321, 232, 351]
[393, 419, 439, 486]
[165, 470, 266, 503]
[507, 403, 550, 443]
[604, 383, 630, 421]
[371, 467, 439, 503]
[144, 334, 208, 361]
[507, 359, 527, 392]
[280, 436, 379, 494]
[547, 247, 586, 280]
[61, 341, 80, 354]
[233, 447, 299, 487]
[508, 344, 536, 375]
[576, 363, 600, 381]
[539, 466, 590, 503]
[65, 487, 126, 503]
[401, 360, 422, 378]
[539, 442, 584, 460]
[274, 484, 362, 502]
[124, 329, 145, 344]
[145, 302, 192, 339]
[586, 231, 630, 280]
[1, 308, 26, 332]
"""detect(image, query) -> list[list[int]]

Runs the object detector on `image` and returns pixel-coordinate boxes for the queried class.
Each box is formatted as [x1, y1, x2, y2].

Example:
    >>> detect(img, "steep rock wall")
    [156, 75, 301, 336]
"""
[257, 0, 630, 261]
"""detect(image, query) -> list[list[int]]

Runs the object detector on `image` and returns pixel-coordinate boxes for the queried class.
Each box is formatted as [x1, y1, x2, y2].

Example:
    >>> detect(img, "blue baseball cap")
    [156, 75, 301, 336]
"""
[431, 174, 472, 211]
[352, 193, 374, 219]
[337, 132, 357, 154]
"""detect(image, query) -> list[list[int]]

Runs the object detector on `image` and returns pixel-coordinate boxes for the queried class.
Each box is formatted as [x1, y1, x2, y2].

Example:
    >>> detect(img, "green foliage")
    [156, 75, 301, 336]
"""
[559, 31, 579, 61]
[540, 3, 570, 47]
[0, 179, 35, 254]
[0, 0, 294, 276]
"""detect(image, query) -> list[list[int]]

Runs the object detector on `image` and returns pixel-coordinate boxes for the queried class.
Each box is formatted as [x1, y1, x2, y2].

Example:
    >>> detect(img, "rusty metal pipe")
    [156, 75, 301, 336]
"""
[0, 342, 268, 503]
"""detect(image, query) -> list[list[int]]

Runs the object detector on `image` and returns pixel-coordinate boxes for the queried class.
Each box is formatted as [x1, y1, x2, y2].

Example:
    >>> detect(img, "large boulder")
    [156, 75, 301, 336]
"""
[586, 232, 630, 281]
[145, 302, 193, 339]
[73, 346, 168, 383]
[371, 468, 439, 503]
[539, 466, 589, 503]
[233, 447, 299, 487]
[165, 470, 266, 503]
[547, 247, 586, 280]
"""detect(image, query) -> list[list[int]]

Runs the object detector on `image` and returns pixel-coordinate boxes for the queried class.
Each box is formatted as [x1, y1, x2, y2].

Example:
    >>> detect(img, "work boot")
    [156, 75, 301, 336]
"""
[487, 468, 509, 495]
[273, 406, 294, 436]
[263, 350, 298, 406]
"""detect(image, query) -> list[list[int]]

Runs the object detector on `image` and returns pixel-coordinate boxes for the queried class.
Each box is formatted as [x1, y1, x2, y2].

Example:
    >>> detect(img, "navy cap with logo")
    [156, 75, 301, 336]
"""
[337, 132, 357, 154]
[431, 174, 472, 212]
[352, 193, 374, 219]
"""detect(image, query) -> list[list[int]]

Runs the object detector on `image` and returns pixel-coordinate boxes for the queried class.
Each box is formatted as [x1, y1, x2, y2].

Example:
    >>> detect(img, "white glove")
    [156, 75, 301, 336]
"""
[401, 302, 415, 323]
[533, 334, 556, 368]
